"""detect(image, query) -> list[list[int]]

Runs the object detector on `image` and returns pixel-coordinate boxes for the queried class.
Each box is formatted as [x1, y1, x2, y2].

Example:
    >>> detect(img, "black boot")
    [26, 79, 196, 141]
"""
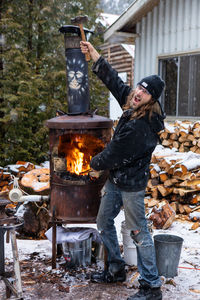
[127, 286, 162, 300]
[91, 268, 126, 283]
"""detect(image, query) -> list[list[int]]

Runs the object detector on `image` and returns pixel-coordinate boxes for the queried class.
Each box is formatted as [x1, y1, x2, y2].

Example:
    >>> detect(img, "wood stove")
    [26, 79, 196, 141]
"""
[46, 114, 112, 222]
[46, 25, 113, 224]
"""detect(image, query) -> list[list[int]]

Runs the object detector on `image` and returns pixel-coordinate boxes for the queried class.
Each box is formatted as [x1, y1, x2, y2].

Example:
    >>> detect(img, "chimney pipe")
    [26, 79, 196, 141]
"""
[59, 25, 93, 115]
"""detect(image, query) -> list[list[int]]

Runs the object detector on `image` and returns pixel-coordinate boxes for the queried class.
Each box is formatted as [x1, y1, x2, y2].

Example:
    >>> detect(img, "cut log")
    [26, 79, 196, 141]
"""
[190, 194, 200, 204]
[191, 222, 199, 230]
[151, 187, 159, 199]
[177, 159, 200, 174]
[1, 172, 11, 180]
[163, 178, 179, 187]
[178, 204, 185, 214]
[195, 148, 200, 154]
[147, 178, 160, 189]
[178, 136, 187, 143]
[179, 144, 189, 152]
[159, 131, 169, 139]
[192, 122, 200, 130]
[157, 185, 173, 197]
[149, 164, 160, 178]
[193, 129, 200, 138]
[149, 201, 176, 229]
[173, 188, 198, 197]
[0, 180, 8, 187]
[159, 172, 168, 182]
[20, 168, 50, 194]
[179, 179, 200, 189]
[187, 134, 196, 142]
[170, 201, 178, 213]
[172, 141, 179, 149]
[183, 205, 192, 214]
[170, 133, 178, 140]
[145, 198, 159, 208]
[162, 139, 173, 147]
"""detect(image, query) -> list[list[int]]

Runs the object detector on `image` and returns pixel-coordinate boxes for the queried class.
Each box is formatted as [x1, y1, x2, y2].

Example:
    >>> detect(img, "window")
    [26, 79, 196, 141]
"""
[159, 54, 200, 117]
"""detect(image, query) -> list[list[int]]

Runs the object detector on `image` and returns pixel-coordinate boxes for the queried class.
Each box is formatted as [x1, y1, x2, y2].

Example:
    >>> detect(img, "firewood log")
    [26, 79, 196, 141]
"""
[190, 194, 200, 204]
[0, 180, 8, 187]
[187, 134, 196, 142]
[192, 121, 200, 130]
[179, 179, 200, 189]
[20, 168, 50, 194]
[149, 165, 160, 178]
[178, 136, 187, 143]
[170, 133, 178, 140]
[179, 144, 189, 152]
[172, 141, 179, 149]
[157, 185, 173, 197]
[191, 222, 199, 230]
[147, 178, 159, 189]
[151, 187, 159, 199]
[159, 131, 169, 139]
[162, 139, 173, 147]
[176, 159, 200, 174]
[149, 201, 176, 229]
[145, 198, 159, 208]
[195, 148, 200, 154]
[193, 129, 200, 138]
[163, 178, 179, 187]
[173, 188, 198, 197]
[170, 201, 178, 213]
[159, 172, 168, 182]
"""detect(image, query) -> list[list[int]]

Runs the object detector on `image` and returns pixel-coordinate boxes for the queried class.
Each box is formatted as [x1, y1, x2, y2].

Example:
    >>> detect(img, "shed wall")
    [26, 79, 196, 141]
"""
[134, 0, 200, 85]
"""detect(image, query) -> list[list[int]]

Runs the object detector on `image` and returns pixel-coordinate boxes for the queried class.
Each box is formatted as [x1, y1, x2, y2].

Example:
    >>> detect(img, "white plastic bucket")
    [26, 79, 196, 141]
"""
[121, 221, 137, 266]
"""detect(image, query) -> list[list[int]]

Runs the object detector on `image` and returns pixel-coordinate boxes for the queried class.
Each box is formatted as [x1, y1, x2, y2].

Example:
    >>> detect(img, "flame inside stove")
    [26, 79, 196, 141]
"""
[58, 134, 105, 175]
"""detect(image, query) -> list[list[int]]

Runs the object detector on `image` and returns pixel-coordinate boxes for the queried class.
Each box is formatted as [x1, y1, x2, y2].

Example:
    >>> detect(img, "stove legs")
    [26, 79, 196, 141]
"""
[52, 205, 57, 269]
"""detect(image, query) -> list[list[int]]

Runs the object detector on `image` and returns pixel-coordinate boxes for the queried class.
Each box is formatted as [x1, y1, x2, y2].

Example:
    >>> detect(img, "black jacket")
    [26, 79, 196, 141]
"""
[90, 56, 165, 191]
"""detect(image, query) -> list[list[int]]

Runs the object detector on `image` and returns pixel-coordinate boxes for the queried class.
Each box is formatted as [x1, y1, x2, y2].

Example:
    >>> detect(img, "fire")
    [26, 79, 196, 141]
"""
[68, 147, 91, 175]
[58, 134, 104, 176]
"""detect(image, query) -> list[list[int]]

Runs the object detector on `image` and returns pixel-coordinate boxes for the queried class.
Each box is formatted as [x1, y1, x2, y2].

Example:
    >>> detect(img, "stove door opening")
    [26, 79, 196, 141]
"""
[53, 133, 105, 180]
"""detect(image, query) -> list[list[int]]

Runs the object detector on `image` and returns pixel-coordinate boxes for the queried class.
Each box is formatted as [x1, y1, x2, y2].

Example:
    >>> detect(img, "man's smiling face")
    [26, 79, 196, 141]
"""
[130, 85, 152, 108]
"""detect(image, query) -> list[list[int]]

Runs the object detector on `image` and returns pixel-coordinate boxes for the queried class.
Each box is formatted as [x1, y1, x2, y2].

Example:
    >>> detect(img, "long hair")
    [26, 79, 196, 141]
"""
[123, 89, 162, 120]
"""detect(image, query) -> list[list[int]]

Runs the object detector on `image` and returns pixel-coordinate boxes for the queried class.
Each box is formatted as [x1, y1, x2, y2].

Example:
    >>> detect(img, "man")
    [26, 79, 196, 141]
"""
[80, 41, 165, 300]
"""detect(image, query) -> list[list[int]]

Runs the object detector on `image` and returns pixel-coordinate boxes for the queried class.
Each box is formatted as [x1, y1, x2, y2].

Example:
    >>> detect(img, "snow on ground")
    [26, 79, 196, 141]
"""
[4, 210, 200, 300]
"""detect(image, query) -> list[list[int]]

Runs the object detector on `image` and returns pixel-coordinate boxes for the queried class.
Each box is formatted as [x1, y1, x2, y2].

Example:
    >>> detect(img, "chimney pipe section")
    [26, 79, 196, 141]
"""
[60, 25, 92, 115]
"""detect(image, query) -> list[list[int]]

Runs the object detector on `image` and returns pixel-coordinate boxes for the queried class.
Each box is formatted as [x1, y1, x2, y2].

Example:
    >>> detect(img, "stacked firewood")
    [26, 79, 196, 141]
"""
[0, 161, 50, 238]
[0, 161, 49, 196]
[159, 120, 200, 154]
[146, 146, 200, 217]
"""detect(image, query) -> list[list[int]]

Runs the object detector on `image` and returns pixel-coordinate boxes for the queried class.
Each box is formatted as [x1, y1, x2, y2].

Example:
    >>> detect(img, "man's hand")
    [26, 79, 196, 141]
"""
[89, 168, 104, 179]
[80, 41, 100, 62]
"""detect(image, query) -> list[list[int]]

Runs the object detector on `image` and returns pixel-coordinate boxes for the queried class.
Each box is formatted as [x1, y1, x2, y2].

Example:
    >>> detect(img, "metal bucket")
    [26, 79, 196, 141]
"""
[62, 236, 92, 268]
[154, 234, 183, 278]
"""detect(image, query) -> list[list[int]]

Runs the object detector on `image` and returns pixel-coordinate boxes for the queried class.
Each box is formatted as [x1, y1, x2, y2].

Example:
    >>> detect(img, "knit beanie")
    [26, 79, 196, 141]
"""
[137, 75, 165, 100]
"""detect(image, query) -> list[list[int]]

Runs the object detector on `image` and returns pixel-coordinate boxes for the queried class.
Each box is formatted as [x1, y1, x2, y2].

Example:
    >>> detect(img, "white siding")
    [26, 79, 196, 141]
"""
[134, 0, 200, 85]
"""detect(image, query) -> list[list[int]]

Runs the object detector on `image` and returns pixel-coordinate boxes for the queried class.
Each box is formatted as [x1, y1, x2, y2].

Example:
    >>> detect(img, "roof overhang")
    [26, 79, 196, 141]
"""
[104, 0, 160, 44]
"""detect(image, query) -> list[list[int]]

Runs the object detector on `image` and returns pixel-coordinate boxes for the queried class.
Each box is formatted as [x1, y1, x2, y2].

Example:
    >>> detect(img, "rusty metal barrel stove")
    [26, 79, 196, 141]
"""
[46, 25, 113, 223]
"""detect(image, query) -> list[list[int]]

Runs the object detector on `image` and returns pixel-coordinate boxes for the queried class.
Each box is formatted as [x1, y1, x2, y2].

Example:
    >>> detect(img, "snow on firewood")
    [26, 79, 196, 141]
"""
[147, 145, 200, 210]
[159, 120, 200, 154]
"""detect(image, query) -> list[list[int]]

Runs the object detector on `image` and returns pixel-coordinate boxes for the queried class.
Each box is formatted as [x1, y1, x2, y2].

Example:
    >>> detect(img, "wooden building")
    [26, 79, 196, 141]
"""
[100, 42, 134, 88]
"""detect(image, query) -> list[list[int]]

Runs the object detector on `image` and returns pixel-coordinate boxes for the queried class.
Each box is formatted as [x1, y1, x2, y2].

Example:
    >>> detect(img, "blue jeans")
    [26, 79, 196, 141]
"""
[96, 179, 162, 288]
